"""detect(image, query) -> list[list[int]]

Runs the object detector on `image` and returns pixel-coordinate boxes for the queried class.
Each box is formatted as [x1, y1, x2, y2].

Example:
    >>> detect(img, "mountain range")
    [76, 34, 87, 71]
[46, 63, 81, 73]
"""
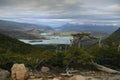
[0, 20, 53, 39]
[0, 20, 119, 39]
[57, 23, 119, 36]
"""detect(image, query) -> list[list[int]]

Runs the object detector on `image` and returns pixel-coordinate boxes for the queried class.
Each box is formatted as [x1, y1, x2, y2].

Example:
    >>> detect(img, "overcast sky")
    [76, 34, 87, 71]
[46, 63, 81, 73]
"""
[0, 0, 120, 27]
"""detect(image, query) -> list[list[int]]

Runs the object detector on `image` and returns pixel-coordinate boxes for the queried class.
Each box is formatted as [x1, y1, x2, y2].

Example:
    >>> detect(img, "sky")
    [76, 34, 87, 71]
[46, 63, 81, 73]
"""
[0, 0, 120, 27]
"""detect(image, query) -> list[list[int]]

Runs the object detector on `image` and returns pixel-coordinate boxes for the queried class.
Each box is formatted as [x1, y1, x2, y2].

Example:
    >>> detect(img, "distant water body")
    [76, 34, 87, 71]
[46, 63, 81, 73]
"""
[19, 33, 73, 45]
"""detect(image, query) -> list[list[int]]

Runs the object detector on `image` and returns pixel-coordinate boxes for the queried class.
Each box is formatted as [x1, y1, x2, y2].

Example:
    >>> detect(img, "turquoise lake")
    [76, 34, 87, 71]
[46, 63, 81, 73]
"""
[19, 33, 73, 45]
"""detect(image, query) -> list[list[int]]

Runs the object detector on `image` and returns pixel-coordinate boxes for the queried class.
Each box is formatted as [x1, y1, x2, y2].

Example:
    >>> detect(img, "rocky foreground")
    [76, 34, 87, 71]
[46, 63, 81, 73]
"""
[0, 63, 120, 80]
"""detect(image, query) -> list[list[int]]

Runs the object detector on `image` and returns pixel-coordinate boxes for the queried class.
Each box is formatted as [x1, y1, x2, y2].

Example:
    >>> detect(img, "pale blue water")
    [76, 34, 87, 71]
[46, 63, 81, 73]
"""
[19, 34, 73, 45]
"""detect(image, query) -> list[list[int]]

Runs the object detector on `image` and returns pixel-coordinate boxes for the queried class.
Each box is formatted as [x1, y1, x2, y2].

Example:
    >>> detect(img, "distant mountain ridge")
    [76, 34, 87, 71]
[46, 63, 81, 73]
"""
[0, 20, 53, 39]
[57, 23, 119, 36]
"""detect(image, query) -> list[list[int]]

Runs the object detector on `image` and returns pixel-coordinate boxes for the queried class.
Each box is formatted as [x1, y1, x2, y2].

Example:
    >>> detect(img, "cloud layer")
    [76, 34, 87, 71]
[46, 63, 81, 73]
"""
[0, 0, 120, 27]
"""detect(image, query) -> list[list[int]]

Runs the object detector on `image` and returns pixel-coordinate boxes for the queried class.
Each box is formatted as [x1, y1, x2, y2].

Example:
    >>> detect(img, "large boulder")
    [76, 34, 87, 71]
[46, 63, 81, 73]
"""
[11, 64, 28, 80]
[69, 75, 86, 80]
[0, 69, 10, 80]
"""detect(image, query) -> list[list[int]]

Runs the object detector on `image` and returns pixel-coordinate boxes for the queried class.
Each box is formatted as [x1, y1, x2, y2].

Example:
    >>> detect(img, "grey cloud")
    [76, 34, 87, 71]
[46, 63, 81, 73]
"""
[0, 0, 120, 26]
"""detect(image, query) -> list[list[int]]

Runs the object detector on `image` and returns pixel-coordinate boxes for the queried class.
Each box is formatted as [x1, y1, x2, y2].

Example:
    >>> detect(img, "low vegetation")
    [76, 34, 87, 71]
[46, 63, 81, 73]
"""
[0, 28, 120, 72]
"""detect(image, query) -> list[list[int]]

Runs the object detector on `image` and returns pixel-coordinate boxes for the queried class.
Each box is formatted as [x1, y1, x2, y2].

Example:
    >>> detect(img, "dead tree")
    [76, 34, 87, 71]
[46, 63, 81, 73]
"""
[71, 32, 98, 48]
[98, 37, 102, 47]
[92, 60, 120, 74]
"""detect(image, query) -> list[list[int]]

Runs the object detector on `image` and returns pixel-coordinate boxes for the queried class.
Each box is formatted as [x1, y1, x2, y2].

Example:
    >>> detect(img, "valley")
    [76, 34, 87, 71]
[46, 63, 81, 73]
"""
[0, 0, 120, 79]
[0, 20, 120, 80]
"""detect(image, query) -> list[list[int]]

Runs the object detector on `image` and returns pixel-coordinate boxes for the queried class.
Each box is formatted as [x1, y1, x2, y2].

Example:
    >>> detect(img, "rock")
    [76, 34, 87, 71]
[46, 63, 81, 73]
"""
[11, 63, 28, 80]
[34, 73, 41, 78]
[28, 78, 43, 80]
[108, 75, 120, 80]
[29, 72, 34, 76]
[0, 69, 10, 80]
[41, 66, 50, 73]
[29, 75, 35, 79]
[69, 75, 86, 80]
[53, 78, 60, 80]
[53, 77, 62, 80]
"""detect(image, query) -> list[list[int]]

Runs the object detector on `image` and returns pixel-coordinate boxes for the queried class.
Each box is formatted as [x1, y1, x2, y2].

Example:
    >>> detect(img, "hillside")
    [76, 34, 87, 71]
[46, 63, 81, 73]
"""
[0, 33, 44, 70]
[104, 28, 120, 44]
[0, 30, 41, 39]
[0, 20, 53, 39]
[0, 33, 34, 54]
